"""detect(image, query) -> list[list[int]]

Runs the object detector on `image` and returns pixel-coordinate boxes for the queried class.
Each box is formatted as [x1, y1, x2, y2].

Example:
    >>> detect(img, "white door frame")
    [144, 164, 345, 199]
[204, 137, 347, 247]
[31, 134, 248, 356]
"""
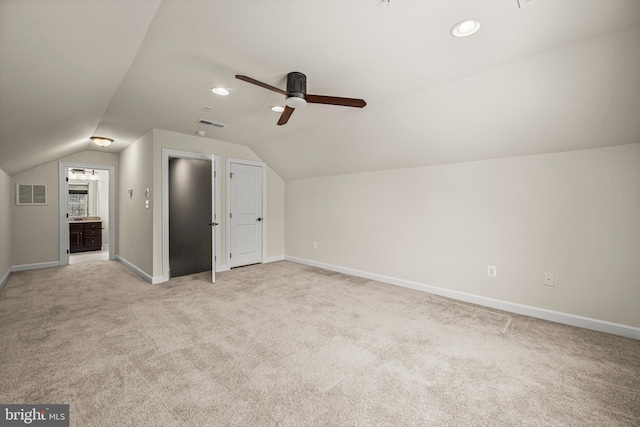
[58, 162, 117, 265]
[162, 149, 220, 283]
[226, 157, 267, 268]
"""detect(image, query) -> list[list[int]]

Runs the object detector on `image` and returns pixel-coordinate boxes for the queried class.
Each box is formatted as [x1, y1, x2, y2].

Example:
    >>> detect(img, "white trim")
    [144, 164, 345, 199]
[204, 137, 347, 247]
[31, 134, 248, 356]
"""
[226, 158, 267, 269]
[11, 261, 60, 272]
[285, 256, 640, 340]
[0, 268, 11, 290]
[264, 256, 285, 263]
[214, 156, 221, 273]
[117, 256, 163, 284]
[162, 149, 218, 283]
[59, 162, 116, 266]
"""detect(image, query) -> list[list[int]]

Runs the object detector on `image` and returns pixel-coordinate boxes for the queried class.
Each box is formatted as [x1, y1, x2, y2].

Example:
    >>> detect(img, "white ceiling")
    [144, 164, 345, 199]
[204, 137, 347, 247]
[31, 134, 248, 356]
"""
[1, 0, 639, 178]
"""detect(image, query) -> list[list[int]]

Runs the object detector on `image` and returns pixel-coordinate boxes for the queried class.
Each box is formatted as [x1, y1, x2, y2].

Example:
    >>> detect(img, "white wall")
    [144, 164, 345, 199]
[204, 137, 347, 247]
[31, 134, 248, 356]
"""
[0, 168, 11, 286]
[96, 169, 110, 245]
[118, 131, 154, 275]
[11, 151, 118, 266]
[285, 143, 640, 329]
[151, 129, 285, 277]
[267, 166, 285, 261]
[117, 129, 286, 280]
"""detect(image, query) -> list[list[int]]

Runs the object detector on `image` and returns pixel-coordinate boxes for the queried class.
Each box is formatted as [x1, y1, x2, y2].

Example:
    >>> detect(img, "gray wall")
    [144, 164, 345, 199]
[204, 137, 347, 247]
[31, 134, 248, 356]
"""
[118, 129, 286, 279]
[0, 168, 11, 284]
[285, 143, 640, 328]
[10, 151, 119, 266]
[118, 131, 154, 274]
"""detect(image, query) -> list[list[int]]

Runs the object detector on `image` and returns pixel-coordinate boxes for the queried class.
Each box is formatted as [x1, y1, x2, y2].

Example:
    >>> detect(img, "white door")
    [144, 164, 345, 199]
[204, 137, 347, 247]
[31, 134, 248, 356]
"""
[211, 159, 217, 283]
[229, 162, 263, 268]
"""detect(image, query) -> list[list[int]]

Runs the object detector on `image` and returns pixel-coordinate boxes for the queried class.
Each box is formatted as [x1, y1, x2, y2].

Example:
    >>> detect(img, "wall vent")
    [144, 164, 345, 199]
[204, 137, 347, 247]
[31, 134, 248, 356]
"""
[197, 119, 226, 128]
[16, 184, 48, 205]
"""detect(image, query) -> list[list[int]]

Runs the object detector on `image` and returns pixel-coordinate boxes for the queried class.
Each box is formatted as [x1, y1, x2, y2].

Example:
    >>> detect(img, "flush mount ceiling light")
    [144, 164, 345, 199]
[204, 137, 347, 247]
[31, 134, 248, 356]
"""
[90, 137, 113, 148]
[211, 87, 229, 96]
[270, 105, 285, 113]
[451, 19, 481, 38]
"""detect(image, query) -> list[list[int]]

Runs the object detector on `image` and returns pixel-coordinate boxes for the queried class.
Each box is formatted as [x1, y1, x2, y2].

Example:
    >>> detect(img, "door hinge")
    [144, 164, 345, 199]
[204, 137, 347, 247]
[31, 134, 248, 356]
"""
[66, 213, 69, 218]
[66, 249, 70, 254]
[66, 177, 69, 182]
[230, 213, 232, 219]
[230, 172, 234, 179]
[230, 253, 232, 259]
[214, 256, 217, 261]
[214, 171, 217, 178]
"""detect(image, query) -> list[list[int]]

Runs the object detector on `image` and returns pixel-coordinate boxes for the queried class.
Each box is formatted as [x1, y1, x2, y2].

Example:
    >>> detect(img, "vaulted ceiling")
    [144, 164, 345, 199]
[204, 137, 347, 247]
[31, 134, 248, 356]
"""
[1, 0, 639, 178]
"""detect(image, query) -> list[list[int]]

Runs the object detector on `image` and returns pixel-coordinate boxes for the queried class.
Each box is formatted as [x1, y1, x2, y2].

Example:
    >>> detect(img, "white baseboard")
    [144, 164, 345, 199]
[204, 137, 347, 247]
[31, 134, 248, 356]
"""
[264, 255, 285, 264]
[0, 268, 11, 290]
[285, 256, 640, 340]
[218, 264, 229, 272]
[117, 256, 163, 284]
[11, 261, 60, 272]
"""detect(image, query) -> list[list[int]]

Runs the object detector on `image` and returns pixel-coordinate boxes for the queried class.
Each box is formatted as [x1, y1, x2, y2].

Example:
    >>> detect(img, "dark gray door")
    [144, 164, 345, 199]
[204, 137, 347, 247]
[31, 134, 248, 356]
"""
[169, 158, 212, 277]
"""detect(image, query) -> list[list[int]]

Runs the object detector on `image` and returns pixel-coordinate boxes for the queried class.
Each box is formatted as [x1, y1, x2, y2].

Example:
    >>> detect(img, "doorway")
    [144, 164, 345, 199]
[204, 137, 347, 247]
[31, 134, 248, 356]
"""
[162, 149, 219, 283]
[168, 158, 212, 277]
[58, 163, 116, 266]
[227, 158, 266, 269]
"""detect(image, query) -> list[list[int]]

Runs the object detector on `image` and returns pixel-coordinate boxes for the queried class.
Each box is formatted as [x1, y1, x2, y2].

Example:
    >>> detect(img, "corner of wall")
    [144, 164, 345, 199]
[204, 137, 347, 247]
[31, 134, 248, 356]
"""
[118, 131, 154, 277]
[0, 167, 11, 289]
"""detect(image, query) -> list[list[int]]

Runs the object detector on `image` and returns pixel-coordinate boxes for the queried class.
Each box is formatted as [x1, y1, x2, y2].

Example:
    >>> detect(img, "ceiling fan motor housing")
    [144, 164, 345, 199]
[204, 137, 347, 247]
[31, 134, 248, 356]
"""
[286, 72, 307, 107]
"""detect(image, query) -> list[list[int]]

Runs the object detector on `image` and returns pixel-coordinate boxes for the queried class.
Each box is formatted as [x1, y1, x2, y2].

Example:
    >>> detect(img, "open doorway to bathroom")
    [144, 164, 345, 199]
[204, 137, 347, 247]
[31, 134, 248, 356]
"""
[67, 167, 109, 264]
[58, 162, 116, 266]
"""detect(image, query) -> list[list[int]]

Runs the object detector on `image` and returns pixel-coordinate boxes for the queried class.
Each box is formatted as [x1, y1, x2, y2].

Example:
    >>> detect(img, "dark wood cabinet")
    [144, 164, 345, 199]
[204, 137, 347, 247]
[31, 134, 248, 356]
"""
[69, 221, 102, 253]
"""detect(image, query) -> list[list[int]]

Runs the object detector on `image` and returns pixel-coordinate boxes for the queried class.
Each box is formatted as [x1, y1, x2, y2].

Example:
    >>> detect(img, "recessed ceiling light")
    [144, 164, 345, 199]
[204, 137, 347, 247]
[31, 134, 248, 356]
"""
[271, 106, 285, 113]
[451, 19, 480, 38]
[211, 87, 229, 96]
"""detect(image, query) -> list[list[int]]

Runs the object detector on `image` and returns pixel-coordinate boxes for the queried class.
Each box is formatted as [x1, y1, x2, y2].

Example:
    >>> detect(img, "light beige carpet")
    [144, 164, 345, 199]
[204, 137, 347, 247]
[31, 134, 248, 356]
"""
[0, 260, 638, 426]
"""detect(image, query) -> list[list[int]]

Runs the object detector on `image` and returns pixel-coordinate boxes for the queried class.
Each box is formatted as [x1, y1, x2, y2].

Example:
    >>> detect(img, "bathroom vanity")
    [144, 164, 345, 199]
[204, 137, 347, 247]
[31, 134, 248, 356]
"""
[69, 220, 102, 253]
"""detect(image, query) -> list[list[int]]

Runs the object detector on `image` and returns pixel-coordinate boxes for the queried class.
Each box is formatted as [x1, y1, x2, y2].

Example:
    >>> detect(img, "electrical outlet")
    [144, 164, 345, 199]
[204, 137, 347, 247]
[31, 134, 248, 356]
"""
[487, 265, 497, 277]
[544, 273, 554, 286]
[312, 241, 317, 249]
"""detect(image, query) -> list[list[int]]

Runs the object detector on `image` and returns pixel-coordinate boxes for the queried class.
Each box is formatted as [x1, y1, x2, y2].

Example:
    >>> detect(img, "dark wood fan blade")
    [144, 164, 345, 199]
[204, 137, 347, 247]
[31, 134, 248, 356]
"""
[277, 106, 295, 126]
[306, 94, 366, 108]
[236, 75, 287, 96]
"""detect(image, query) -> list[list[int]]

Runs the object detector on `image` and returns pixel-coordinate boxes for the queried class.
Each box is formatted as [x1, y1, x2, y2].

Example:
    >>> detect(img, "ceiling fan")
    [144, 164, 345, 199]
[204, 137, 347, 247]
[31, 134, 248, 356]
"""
[236, 72, 366, 125]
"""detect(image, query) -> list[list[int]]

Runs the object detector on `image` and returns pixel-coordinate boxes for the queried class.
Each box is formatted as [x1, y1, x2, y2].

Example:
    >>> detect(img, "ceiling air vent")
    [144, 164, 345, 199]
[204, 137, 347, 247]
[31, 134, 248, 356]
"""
[197, 119, 226, 128]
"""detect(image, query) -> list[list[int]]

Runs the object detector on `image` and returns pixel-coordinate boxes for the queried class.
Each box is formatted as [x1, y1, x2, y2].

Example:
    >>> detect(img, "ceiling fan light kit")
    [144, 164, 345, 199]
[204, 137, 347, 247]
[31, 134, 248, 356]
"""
[285, 71, 308, 108]
[236, 72, 366, 125]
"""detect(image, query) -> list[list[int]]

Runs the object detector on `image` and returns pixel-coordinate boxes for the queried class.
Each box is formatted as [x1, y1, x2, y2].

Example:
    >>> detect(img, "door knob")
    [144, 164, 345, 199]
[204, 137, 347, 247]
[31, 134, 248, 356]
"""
[256, 218, 262, 222]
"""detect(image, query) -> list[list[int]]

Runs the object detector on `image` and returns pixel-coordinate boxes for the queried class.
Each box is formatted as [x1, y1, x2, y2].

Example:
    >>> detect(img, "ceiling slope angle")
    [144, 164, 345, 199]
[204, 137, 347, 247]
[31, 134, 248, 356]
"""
[1, 0, 640, 180]
[0, 0, 162, 176]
